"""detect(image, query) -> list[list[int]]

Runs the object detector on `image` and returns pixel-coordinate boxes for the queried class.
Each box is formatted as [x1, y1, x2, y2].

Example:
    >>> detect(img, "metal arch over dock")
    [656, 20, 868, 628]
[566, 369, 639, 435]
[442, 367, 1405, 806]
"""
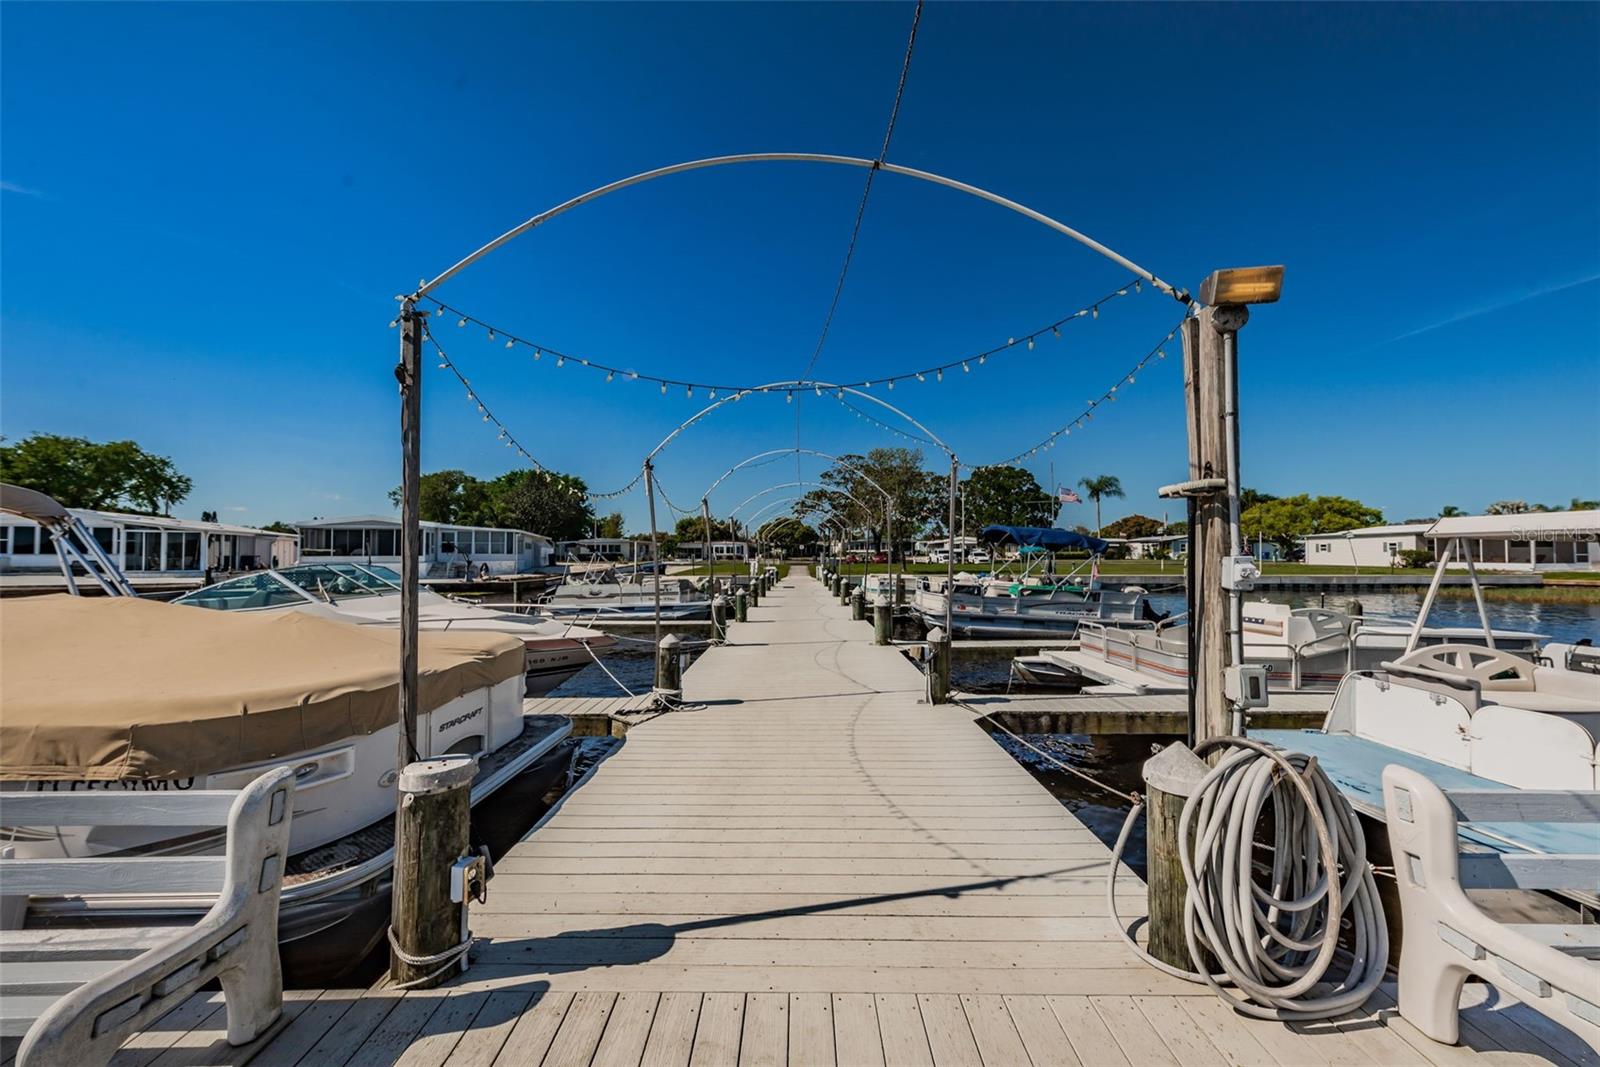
[110, 573, 1587, 1065]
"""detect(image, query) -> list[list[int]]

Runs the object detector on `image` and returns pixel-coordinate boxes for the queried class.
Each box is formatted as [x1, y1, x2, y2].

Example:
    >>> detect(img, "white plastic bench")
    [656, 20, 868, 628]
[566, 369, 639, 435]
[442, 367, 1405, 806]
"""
[0, 767, 294, 1067]
[1381, 765, 1600, 1048]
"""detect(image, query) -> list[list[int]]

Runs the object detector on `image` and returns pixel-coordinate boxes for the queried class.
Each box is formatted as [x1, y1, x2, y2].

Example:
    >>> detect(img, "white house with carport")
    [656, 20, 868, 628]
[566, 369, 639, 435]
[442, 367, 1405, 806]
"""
[0, 509, 297, 577]
[295, 515, 554, 576]
[1300, 523, 1431, 568]
[1426, 510, 1599, 571]
[555, 537, 655, 563]
[1300, 510, 1599, 571]
[679, 540, 751, 562]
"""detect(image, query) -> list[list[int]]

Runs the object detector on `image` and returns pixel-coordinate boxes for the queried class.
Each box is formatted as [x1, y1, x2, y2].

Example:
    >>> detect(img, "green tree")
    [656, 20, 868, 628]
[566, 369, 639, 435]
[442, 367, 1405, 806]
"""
[960, 466, 1054, 529]
[1571, 497, 1600, 511]
[758, 519, 815, 555]
[0, 433, 193, 514]
[484, 470, 593, 540]
[388, 469, 493, 525]
[1485, 500, 1529, 515]
[799, 448, 943, 554]
[673, 515, 739, 542]
[597, 512, 625, 538]
[1076, 474, 1125, 537]
[261, 521, 297, 534]
[1439, 505, 1464, 517]
[1100, 513, 1163, 540]
[1242, 494, 1383, 556]
[1239, 488, 1277, 512]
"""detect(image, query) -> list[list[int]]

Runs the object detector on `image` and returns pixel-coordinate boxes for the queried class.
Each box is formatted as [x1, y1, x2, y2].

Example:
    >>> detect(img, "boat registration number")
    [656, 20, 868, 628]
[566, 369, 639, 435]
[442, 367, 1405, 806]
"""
[28, 777, 199, 792]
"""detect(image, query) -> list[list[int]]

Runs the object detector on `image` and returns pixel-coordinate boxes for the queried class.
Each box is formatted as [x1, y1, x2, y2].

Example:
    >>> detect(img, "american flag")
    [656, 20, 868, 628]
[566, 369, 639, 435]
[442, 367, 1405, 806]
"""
[1058, 488, 1082, 504]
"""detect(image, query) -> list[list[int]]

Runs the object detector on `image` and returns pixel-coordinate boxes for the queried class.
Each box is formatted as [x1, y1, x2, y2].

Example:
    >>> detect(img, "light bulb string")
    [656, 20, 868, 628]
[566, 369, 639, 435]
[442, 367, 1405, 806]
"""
[421, 277, 1143, 398]
[966, 314, 1190, 471]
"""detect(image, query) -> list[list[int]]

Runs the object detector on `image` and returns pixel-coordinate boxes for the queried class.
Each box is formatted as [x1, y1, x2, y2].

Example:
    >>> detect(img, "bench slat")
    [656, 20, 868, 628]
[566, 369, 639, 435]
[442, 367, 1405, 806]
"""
[0, 927, 171, 962]
[1, 958, 133, 998]
[0, 791, 239, 826]
[1457, 853, 1600, 891]
[1, 996, 69, 1038]
[1504, 924, 1600, 959]
[1447, 790, 1600, 824]
[0, 857, 225, 895]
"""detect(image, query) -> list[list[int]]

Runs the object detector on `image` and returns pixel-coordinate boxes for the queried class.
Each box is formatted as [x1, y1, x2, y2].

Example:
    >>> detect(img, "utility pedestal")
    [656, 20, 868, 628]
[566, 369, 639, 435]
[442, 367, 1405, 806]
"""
[735, 589, 748, 623]
[1142, 742, 1209, 969]
[711, 595, 727, 642]
[851, 587, 866, 621]
[390, 755, 477, 989]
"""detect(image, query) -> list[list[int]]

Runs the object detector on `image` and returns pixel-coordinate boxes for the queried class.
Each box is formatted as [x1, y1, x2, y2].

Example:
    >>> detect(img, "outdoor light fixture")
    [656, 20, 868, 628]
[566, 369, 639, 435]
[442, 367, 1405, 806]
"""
[1199, 265, 1285, 306]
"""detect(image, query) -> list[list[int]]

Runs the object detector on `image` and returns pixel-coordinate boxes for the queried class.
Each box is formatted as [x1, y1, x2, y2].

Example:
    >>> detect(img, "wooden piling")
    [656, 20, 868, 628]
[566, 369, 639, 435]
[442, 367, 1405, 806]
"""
[873, 594, 891, 645]
[390, 755, 475, 989]
[711, 595, 727, 642]
[655, 633, 683, 698]
[735, 588, 748, 623]
[1142, 742, 1209, 970]
[851, 586, 866, 621]
[926, 626, 951, 704]
[1182, 311, 1234, 750]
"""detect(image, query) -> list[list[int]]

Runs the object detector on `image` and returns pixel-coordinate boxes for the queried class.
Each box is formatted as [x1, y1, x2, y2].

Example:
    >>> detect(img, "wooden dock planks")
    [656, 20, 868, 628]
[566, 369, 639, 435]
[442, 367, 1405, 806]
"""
[106, 575, 1584, 1065]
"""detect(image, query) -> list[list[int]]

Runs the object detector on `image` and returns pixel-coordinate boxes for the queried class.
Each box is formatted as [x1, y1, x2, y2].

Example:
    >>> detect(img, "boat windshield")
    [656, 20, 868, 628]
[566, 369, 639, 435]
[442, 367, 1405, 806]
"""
[276, 564, 391, 602]
[175, 572, 307, 611]
[361, 564, 404, 586]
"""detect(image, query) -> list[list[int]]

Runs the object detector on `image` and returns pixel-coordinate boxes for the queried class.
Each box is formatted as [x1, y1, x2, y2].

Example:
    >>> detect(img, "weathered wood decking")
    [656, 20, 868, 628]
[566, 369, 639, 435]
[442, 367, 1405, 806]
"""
[112, 573, 1591, 1065]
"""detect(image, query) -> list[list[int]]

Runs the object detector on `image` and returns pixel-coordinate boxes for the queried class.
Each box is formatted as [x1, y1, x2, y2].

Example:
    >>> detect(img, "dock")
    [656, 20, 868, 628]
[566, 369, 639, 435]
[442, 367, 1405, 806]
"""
[112, 574, 1584, 1065]
[961, 691, 1333, 736]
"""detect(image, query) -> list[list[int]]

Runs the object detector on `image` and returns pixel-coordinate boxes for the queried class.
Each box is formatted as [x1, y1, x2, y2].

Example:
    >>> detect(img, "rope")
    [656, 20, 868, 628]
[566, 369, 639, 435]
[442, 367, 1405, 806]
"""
[798, 0, 924, 382]
[386, 924, 472, 990]
[1106, 736, 1387, 1021]
[958, 699, 1138, 805]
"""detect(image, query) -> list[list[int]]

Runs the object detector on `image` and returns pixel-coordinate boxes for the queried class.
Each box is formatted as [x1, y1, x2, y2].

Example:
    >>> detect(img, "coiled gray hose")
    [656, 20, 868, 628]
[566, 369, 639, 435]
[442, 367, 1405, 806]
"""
[1108, 736, 1388, 1021]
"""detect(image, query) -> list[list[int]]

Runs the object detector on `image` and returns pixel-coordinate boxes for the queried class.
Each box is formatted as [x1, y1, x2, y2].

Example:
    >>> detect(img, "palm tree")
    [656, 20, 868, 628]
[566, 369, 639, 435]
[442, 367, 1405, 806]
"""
[1077, 475, 1125, 538]
[1438, 505, 1463, 518]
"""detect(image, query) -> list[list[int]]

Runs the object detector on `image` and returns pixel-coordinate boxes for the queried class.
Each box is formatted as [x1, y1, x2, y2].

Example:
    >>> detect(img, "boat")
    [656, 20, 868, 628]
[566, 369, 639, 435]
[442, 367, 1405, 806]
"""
[1011, 602, 1549, 690]
[1251, 515, 1599, 883]
[0, 594, 576, 978]
[173, 561, 615, 695]
[534, 568, 712, 621]
[912, 524, 1166, 638]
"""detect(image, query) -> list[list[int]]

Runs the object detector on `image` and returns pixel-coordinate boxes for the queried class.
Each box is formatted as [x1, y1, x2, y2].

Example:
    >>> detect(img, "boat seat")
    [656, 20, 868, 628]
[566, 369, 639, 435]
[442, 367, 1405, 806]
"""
[1481, 691, 1600, 714]
[1382, 767, 1600, 1048]
[0, 769, 293, 1066]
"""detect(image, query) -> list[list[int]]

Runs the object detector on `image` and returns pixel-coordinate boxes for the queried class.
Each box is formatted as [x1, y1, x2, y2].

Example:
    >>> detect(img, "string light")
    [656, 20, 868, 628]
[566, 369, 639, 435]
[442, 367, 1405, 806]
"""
[421, 278, 1142, 400]
[965, 317, 1188, 470]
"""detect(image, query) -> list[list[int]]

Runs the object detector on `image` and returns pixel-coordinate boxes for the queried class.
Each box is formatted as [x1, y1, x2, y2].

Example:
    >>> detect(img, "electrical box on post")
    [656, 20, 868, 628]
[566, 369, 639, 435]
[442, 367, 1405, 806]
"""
[1224, 664, 1270, 709]
[1221, 555, 1261, 591]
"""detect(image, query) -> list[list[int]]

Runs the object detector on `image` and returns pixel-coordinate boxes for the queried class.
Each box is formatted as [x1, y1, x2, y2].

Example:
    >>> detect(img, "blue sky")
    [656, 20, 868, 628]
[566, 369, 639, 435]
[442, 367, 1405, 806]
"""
[4, 2, 1596, 532]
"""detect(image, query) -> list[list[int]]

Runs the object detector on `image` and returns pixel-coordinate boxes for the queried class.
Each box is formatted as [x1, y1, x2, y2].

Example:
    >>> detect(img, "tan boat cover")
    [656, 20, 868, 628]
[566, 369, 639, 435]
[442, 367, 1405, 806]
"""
[0, 595, 525, 780]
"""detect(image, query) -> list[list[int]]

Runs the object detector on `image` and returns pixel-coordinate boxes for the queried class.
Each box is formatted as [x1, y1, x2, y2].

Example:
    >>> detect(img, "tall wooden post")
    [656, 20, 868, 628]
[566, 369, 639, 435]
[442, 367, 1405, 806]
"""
[395, 302, 423, 777]
[1181, 311, 1233, 749]
[945, 457, 958, 636]
[701, 497, 714, 598]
